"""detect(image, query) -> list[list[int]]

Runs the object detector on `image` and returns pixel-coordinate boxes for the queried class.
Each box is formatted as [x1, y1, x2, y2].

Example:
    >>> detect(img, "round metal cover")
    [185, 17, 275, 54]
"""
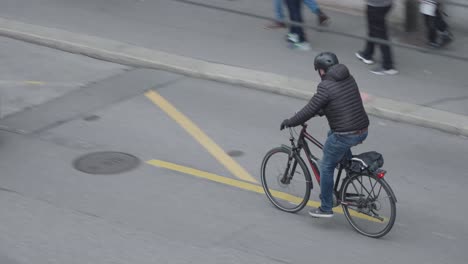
[73, 151, 140, 175]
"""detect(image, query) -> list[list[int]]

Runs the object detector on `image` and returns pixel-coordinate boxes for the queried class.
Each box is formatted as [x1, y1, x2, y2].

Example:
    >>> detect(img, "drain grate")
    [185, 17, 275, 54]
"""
[83, 115, 100, 121]
[227, 150, 244, 157]
[73, 151, 140, 175]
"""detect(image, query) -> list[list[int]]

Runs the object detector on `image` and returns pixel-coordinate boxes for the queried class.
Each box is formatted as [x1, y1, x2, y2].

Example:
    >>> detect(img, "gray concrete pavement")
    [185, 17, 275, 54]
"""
[0, 36, 127, 119]
[1, 15, 467, 136]
[0, 4, 467, 261]
[1, 66, 468, 263]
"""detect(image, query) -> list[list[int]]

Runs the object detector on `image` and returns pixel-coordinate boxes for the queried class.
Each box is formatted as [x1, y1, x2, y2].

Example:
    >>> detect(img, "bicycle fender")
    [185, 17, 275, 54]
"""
[280, 144, 292, 151]
[381, 177, 398, 203]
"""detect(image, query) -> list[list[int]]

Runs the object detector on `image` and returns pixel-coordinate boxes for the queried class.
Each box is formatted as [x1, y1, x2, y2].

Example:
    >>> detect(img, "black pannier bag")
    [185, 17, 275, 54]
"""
[348, 151, 384, 174]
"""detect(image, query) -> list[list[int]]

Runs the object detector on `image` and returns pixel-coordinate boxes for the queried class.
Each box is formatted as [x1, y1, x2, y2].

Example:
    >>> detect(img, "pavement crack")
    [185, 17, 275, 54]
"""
[0, 185, 103, 220]
[150, 76, 184, 91]
[209, 223, 258, 246]
[229, 246, 293, 264]
[422, 95, 468, 107]
[0, 186, 20, 194]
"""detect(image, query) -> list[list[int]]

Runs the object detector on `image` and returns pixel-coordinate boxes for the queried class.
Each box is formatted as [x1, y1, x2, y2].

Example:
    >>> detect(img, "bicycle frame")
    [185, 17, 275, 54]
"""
[266, 124, 397, 237]
[288, 124, 347, 196]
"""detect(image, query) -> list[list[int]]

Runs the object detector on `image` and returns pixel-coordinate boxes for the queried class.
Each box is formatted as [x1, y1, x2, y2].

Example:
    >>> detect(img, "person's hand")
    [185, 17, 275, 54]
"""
[280, 119, 290, 130]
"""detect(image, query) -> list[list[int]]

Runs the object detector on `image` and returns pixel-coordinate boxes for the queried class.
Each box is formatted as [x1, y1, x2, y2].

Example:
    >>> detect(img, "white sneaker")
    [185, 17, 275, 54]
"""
[370, 67, 399, 75]
[309, 207, 334, 218]
[383, 68, 399, 75]
[293, 42, 311, 51]
[286, 33, 299, 43]
[355, 52, 375, 65]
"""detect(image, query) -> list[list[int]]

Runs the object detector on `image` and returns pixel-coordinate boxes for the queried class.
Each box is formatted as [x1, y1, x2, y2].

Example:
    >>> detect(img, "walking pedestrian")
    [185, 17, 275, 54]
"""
[355, 0, 398, 75]
[419, 0, 453, 48]
[284, 0, 310, 50]
[266, 0, 330, 29]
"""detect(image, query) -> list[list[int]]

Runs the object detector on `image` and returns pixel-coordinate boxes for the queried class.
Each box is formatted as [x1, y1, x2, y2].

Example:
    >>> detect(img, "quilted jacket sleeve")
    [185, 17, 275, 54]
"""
[287, 85, 329, 127]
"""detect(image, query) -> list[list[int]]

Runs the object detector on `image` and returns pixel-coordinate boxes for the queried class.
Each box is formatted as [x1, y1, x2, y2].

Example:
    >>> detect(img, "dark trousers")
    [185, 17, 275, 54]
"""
[424, 8, 448, 43]
[285, 0, 306, 42]
[362, 5, 393, 70]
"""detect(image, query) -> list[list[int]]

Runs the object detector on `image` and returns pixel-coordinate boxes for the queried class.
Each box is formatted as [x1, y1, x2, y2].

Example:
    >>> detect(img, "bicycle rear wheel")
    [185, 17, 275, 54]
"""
[341, 174, 396, 238]
[260, 147, 312, 213]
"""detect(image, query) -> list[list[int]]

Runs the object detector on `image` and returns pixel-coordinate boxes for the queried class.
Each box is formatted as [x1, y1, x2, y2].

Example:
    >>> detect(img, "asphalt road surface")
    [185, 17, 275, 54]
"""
[1, 48, 467, 263]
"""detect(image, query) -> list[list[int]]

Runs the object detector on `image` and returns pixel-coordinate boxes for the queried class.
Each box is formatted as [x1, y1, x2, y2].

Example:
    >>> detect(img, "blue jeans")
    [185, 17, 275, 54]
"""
[319, 130, 368, 212]
[274, 0, 320, 21]
[285, 0, 306, 42]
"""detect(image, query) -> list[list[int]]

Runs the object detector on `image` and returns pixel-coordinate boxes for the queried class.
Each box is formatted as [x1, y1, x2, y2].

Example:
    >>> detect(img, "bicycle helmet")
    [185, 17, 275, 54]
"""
[314, 52, 339, 72]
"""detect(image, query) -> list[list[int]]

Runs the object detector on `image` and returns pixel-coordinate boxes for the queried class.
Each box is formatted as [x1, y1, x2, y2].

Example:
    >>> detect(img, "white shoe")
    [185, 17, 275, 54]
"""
[355, 52, 375, 65]
[370, 67, 399, 75]
[293, 42, 311, 51]
[286, 33, 299, 43]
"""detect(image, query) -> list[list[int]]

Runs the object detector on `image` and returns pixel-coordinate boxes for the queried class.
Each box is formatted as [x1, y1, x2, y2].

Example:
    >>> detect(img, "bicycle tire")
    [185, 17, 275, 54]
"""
[260, 146, 312, 213]
[341, 174, 396, 238]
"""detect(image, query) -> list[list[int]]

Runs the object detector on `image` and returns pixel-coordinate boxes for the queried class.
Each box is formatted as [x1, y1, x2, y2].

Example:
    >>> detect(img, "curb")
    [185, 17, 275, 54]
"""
[1, 17, 467, 136]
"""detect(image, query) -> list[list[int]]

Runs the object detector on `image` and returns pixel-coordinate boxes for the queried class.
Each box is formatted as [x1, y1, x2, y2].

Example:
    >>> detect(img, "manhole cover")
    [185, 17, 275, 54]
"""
[73, 151, 140, 175]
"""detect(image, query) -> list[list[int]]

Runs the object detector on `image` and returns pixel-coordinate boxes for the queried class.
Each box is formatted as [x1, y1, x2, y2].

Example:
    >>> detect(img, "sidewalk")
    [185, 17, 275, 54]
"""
[0, 0, 467, 136]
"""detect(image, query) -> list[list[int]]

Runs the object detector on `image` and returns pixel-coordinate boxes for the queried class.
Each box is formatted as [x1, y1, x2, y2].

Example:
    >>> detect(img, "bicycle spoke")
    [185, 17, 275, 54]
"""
[375, 185, 383, 199]
[350, 181, 362, 195]
[346, 206, 385, 222]
[261, 147, 311, 213]
[342, 174, 396, 237]
[369, 211, 385, 222]
[360, 175, 364, 197]
[370, 177, 383, 200]
[368, 175, 378, 198]
[376, 195, 391, 200]
[355, 177, 372, 197]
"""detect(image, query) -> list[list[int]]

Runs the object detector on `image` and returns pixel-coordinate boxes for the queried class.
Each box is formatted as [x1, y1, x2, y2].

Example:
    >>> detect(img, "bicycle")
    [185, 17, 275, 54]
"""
[260, 123, 397, 238]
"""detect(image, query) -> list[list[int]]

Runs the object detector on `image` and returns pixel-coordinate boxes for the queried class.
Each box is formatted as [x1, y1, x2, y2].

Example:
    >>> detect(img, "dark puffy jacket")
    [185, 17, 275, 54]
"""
[287, 64, 369, 132]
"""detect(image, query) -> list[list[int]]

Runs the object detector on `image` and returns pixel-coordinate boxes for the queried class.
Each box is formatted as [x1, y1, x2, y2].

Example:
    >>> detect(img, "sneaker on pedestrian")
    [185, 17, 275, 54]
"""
[286, 33, 299, 43]
[309, 207, 334, 218]
[370, 67, 399, 75]
[266, 21, 286, 29]
[440, 30, 453, 41]
[292, 41, 311, 51]
[440, 31, 453, 46]
[355, 52, 375, 65]
[427, 41, 441, 48]
[318, 12, 330, 26]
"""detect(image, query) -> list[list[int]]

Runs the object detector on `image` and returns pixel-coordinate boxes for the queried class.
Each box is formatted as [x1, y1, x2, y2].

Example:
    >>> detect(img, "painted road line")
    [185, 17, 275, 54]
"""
[24, 81, 44, 85]
[0, 80, 45, 86]
[147, 159, 383, 223]
[144, 90, 257, 183]
[0, 80, 85, 86]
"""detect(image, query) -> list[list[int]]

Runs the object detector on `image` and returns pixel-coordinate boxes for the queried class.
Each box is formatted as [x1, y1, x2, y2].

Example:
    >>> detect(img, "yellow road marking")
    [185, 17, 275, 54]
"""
[25, 81, 44, 85]
[147, 159, 383, 223]
[144, 90, 257, 183]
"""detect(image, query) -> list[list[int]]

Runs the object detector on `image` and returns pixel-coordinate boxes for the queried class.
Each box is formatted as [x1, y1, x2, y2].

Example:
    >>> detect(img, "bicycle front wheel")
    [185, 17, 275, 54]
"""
[260, 147, 312, 213]
[341, 174, 396, 238]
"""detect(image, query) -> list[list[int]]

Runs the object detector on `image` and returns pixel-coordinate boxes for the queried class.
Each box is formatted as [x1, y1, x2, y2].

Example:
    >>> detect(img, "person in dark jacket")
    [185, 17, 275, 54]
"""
[280, 52, 369, 218]
[355, 0, 398, 75]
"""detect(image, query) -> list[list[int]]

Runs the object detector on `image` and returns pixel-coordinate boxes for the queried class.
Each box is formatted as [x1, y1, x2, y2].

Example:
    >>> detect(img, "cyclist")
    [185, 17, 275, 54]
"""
[280, 52, 369, 218]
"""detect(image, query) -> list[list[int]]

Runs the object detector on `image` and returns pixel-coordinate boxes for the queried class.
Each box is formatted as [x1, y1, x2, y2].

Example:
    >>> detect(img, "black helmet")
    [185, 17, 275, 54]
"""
[314, 52, 339, 72]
